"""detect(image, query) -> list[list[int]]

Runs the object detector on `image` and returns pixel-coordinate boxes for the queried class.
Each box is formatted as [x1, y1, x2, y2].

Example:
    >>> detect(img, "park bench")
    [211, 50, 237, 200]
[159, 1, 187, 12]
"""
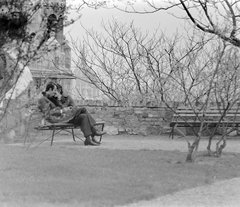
[31, 106, 105, 146]
[169, 106, 240, 139]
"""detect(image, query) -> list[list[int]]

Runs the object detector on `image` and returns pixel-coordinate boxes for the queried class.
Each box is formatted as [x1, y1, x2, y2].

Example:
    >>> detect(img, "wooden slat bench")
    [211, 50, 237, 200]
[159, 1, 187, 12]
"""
[34, 121, 105, 146]
[169, 106, 240, 139]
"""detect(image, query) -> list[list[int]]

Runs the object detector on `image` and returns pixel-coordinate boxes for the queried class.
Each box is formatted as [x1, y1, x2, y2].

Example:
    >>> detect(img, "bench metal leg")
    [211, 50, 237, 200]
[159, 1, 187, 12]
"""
[71, 128, 76, 142]
[170, 124, 177, 139]
[92, 122, 105, 143]
[51, 128, 55, 146]
[170, 127, 174, 139]
[99, 123, 105, 143]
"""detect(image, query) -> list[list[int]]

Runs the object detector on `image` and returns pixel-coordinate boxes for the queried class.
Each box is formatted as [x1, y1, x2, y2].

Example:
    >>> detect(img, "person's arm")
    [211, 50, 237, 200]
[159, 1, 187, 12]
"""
[38, 97, 56, 113]
[62, 95, 75, 107]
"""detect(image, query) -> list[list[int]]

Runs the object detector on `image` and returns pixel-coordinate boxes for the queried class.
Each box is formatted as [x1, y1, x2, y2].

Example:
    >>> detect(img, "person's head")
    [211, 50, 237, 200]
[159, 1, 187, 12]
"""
[56, 83, 63, 94]
[45, 82, 56, 92]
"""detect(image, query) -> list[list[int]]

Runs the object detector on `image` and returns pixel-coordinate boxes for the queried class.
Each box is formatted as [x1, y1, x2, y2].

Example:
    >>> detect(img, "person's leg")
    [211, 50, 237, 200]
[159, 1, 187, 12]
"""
[76, 107, 106, 137]
[69, 113, 99, 146]
[81, 113, 106, 144]
[84, 111, 96, 126]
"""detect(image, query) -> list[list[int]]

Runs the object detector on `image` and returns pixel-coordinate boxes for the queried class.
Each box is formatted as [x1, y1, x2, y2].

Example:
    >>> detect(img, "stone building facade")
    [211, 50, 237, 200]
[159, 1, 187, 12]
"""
[28, 0, 74, 96]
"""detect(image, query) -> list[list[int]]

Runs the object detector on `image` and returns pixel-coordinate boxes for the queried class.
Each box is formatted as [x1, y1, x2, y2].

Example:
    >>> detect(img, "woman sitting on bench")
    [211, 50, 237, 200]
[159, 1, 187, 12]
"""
[38, 82, 106, 146]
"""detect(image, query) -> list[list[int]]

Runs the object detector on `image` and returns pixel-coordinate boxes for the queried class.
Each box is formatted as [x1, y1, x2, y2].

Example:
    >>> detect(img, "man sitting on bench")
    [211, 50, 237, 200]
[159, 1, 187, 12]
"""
[38, 82, 106, 146]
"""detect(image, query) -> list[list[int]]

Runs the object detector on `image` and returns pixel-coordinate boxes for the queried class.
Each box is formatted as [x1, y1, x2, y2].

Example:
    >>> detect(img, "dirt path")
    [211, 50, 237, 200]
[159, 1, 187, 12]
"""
[98, 135, 240, 153]
[120, 177, 240, 207]
[24, 133, 240, 153]
[121, 178, 240, 207]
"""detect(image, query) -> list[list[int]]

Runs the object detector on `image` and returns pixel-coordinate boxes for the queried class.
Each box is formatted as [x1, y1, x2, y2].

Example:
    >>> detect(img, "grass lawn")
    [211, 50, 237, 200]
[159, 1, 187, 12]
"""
[0, 136, 240, 207]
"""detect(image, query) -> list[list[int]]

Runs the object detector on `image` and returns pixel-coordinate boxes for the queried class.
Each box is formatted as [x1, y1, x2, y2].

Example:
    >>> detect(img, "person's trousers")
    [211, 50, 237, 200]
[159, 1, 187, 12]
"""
[69, 107, 96, 137]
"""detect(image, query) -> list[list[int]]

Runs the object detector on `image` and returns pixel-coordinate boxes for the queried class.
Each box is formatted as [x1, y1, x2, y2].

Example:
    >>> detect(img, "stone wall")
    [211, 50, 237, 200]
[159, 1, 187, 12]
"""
[3, 99, 240, 140]
[75, 100, 173, 136]
[1, 99, 174, 140]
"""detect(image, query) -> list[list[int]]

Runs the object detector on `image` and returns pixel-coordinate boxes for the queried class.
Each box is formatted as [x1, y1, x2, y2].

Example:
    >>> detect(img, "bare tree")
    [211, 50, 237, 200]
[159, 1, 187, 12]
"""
[79, 0, 240, 47]
[178, 0, 240, 47]
[71, 19, 183, 104]
[72, 17, 240, 162]
[112, 0, 240, 48]
[0, 0, 69, 100]
[0, 0, 82, 140]
[66, 1, 240, 162]
[207, 46, 240, 157]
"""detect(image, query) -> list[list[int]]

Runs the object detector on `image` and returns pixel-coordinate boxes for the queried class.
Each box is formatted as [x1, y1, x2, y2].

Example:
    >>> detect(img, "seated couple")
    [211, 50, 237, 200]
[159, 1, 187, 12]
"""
[38, 82, 106, 146]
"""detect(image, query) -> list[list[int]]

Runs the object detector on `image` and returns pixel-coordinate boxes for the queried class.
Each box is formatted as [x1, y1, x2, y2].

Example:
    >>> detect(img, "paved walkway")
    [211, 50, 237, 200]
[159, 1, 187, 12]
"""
[120, 177, 240, 207]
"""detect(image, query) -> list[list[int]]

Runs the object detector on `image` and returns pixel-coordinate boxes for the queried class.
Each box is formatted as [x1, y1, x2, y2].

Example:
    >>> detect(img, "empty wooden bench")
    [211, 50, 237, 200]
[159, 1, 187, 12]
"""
[169, 106, 240, 139]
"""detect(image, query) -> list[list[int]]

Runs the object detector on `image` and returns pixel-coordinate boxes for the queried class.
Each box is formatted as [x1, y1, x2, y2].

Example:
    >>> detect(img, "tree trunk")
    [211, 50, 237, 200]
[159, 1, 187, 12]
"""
[215, 136, 226, 157]
[186, 136, 201, 163]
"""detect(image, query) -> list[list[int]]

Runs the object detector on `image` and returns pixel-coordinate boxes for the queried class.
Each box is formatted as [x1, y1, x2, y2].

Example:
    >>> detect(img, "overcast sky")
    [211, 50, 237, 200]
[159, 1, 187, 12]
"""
[64, 1, 186, 44]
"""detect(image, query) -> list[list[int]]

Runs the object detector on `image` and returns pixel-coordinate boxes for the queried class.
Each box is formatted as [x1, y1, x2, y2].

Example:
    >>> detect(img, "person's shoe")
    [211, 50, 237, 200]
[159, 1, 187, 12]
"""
[84, 136, 100, 146]
[94, 130, 106, 136]
[91, 135, 101, 144]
